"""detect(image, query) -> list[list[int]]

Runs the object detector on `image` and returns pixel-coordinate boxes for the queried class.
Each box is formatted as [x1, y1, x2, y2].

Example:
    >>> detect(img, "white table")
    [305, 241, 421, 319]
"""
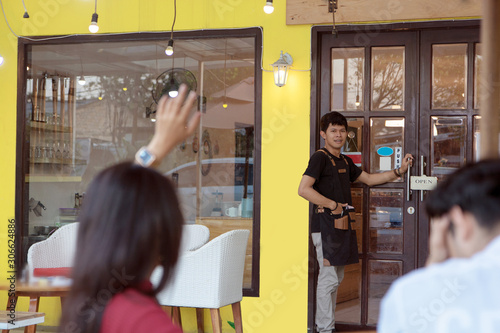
[0, 311, 45, 330]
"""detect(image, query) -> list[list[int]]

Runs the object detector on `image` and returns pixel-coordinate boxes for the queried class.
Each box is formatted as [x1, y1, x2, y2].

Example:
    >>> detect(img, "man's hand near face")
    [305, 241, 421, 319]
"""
[425, 216, 452, 266]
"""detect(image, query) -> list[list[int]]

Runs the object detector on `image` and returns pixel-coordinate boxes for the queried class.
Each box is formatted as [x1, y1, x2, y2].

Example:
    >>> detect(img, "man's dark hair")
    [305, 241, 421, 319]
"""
[425, 159, 500, 230]
[320, 111, 348, 132]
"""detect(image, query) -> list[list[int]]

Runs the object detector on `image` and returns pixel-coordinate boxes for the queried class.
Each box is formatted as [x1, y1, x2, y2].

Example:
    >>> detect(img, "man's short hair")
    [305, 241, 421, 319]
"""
[425, 159, 500, 230]
[320, 111, 348, 132]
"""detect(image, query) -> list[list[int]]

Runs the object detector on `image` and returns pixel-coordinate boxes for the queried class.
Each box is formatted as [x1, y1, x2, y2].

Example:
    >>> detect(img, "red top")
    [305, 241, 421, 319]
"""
[100, 282, 181, 333]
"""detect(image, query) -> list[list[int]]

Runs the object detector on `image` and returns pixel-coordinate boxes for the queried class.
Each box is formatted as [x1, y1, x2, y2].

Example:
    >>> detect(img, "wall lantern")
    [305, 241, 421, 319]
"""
[271, 51, 293, 87]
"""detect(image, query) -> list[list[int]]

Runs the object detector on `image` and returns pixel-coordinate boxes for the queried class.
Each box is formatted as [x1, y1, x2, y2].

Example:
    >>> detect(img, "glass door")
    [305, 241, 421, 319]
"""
[417, 28, 480, 266]
[312, 25, 480, 331]
[316, 31, 418, 329]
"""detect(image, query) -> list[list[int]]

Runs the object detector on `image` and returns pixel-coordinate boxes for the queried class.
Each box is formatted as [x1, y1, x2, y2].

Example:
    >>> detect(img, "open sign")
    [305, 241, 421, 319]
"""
[410, 175, 438, 191]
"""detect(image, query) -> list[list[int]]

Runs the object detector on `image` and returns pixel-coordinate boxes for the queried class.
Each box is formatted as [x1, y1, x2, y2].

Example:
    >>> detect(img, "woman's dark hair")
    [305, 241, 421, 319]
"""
[320, 111, 348, 132]
[59, 162, 183, 332]
[425, 159, 500, 230]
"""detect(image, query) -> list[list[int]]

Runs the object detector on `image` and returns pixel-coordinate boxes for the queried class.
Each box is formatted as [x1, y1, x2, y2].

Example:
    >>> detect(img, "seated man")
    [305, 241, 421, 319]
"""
[378, 159, 500, 333]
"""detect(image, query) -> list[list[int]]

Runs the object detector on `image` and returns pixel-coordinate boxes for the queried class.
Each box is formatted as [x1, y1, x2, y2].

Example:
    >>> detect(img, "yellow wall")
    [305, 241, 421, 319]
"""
[0, 0, 311, 332]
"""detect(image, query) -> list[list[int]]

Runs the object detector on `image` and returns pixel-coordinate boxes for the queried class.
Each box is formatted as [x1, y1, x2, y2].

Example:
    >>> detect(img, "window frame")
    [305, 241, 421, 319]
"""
[15, 28, 262, 297]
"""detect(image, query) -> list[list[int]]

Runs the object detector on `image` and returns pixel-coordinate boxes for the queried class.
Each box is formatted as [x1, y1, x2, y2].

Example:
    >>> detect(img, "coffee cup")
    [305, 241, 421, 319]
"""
[225, 207, 238, 217]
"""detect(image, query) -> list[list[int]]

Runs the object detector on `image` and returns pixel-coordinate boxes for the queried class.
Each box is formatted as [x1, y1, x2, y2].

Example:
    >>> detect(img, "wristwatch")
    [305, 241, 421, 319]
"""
[135, 146, 156, 167]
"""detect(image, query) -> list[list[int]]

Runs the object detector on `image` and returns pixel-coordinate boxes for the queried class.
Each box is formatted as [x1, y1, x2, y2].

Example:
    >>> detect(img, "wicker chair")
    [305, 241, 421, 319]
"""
[152, 229, 250, 333]
[27, 222, 79, 282]
[179, 224, 210, 252]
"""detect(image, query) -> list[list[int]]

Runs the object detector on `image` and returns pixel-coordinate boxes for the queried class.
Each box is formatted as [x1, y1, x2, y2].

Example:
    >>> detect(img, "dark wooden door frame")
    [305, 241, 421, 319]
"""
[309, 20, 480, 331]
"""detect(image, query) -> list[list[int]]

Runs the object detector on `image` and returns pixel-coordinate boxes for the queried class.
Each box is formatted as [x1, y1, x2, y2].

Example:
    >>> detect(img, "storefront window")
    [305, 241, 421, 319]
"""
[20, 31, 260, 293]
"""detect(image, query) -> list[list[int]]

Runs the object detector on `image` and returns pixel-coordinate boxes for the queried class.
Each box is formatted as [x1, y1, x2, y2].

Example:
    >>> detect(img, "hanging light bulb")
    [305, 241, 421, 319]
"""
[0, 55, 4, 66]
[88, 0, 99, 33]
[78, 75, 86, 85]
[89, 13, 99, 33]
[166, 0, 177, 56]
[169, 88, 179, 98]
[165, 39, 174, 56]
[264, 0, 274, 14]
[355, 95, 360, 107]
[223, 100, 228, 109]
[168, 78, 179, 98]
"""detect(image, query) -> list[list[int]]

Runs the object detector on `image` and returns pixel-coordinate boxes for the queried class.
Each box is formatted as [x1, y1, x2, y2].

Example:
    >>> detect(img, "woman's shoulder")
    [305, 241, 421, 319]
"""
[101, 288, 182, 333]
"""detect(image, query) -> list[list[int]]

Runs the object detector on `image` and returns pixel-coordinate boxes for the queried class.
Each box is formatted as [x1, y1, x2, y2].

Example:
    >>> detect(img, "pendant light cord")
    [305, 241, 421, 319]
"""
[94, 0, 97, 14]
[170, 0, 177, 41]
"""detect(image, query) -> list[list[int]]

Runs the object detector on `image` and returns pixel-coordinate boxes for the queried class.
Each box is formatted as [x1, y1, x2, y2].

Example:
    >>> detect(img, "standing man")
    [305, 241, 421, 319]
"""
[378, 159, 500, 333]
[298, 111, 413, 333]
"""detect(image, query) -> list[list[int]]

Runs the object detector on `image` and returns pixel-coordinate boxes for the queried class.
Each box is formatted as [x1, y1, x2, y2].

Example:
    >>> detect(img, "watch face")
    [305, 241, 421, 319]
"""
[138, 148, 154, 166]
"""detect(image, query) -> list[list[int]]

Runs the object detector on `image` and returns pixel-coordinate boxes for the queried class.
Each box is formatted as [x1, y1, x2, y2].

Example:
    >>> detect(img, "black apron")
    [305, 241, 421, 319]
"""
[316, 149, 359, 266]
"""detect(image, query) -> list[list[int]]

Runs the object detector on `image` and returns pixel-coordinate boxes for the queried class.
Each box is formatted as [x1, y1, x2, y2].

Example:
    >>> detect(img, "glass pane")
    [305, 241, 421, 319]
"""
[343, 118, 363, 168]
[430, 116, 467, 180]
[367, 260, 403, 325]
[331, 48, 364, 111]
[371, 46, 405, 111]
[474, 43, 482, 109]
[369, 189, 404, 254]
[336, 260, 362, 324]
[432, 44, 467, 109]
[351, 187, 363, 253]
[25, 37, 257, 289]
[370, 117, 405, 179]
[474, 115, 481, 161]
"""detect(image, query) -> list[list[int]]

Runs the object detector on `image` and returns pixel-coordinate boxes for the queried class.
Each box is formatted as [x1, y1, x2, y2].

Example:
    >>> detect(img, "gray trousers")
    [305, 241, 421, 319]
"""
[312, 232, 345, 333]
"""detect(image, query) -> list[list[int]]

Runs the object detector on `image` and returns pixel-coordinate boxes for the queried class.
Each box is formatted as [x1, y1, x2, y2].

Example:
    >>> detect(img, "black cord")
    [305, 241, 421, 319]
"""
[170, 0, 177, 40]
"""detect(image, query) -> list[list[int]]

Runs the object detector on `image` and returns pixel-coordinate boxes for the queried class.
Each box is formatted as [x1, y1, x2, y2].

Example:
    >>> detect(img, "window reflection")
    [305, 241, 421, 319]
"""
[24, 36, 257, 289]
[371, 47, 405, 111]
[367, 260, 402, 325]
[432, 44, 467, 109]
[474, 115, 481, 161]
[331, 48, 364, 111]
[369, 189, 403, 254]
[369, 117, 405, 178]
[474, 43, 482, 109]
[430, 116, 466, 179]
[343, 118, 364, 168]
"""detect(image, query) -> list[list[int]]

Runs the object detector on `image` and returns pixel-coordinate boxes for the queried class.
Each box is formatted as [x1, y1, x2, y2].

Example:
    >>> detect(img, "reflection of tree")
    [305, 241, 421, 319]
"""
[204, 65, 254, 102]
[372, 52, 404, 110]
[98, 74, 155, 159]
[433, 54, 466, 108]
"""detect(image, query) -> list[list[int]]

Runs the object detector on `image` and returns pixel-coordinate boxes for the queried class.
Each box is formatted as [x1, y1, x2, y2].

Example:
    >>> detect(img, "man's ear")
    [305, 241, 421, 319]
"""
[448, 205, 474, 242]
[320, 131, 326, 140]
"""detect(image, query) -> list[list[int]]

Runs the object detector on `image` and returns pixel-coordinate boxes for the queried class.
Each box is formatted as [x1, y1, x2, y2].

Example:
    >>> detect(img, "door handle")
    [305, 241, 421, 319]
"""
[406, 157, 412, 201]
[420, 155, 426, 202]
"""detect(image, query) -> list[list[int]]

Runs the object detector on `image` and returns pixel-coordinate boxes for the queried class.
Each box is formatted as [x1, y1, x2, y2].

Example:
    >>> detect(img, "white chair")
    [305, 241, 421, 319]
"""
[27, 222, 79, 282]
[152, 229, 250, 333]
[179, 224, 210, 252]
